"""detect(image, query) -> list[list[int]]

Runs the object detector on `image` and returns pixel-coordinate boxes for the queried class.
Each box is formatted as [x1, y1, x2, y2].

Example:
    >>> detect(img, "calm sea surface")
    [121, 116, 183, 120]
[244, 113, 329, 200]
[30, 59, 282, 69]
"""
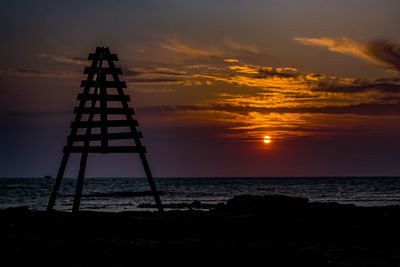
[1, 177, 400, 211]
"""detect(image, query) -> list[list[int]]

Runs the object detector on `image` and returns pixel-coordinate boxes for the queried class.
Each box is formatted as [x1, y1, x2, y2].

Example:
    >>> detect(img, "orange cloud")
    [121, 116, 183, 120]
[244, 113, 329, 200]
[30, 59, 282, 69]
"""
[161, 37, 261, 60]
[39, 53, 87, 66]
[223, 37, 260, 54]
[175, 60, 400, 141]
[224, 59, 239, 63]
[294, 37, 400, 71]
[161, 37, 222, 58]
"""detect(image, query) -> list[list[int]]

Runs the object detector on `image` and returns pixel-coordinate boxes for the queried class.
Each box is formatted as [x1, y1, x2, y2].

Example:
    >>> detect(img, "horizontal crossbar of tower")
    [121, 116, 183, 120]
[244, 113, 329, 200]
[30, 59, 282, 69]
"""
[73, 107, 135, 115]
[64, 146, 146, 153]
[77, 93, 131, 102]
[84, 67, 122, 74]
[81, 80, 127, 88]
[88, 53, 118, 61]
[68, 132, 143, 142]
[70, 120, 138, 128]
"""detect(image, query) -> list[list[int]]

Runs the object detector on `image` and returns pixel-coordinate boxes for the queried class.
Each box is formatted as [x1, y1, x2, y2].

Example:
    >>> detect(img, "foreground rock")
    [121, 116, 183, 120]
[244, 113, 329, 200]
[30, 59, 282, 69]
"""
[1, 195, 400, 266]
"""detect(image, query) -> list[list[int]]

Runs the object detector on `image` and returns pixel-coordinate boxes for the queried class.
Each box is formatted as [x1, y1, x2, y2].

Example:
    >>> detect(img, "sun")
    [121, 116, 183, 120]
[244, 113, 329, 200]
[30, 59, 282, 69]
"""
[264, 135, 271, 144]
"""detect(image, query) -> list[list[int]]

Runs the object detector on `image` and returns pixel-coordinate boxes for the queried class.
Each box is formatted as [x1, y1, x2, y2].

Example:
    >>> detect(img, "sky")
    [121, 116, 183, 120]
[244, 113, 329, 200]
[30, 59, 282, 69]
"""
[1, 0, 400, 177]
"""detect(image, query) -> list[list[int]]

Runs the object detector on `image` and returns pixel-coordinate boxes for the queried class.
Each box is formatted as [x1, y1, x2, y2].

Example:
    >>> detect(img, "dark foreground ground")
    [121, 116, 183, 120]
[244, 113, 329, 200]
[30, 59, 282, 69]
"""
[2, 195, 400, 267]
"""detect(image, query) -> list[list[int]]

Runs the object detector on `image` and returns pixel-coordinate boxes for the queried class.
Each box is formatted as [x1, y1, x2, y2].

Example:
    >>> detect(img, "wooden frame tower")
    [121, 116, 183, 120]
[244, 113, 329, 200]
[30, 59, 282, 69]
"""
[47, 47, 163, 212]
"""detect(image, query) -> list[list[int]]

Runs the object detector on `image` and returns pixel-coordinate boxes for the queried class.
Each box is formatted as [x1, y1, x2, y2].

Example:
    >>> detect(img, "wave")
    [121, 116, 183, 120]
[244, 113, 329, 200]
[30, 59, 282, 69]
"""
[62, 191, 165, 198]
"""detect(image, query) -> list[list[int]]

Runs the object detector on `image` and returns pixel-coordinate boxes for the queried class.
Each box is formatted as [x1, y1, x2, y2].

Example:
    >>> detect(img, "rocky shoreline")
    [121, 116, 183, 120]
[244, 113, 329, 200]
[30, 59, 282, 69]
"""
[1, 195, 400, 266]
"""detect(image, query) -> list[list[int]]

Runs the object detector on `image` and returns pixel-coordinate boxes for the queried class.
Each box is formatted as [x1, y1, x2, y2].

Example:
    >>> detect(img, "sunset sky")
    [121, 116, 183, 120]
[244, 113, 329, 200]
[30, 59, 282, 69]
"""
[1, 0, 400, 177]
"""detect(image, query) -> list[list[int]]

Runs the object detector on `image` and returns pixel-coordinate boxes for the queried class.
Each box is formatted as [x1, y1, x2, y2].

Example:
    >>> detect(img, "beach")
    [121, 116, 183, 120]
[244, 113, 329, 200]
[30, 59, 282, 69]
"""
[2, 195, 400, 266]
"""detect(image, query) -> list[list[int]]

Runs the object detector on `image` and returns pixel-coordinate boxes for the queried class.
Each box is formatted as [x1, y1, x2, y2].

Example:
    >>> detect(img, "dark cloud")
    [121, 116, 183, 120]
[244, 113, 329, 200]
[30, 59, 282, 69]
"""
[280, 92, 315, 99]
[0, 68, 78, 78]
[126, 77, 183, 83]
[136, 105, 201, 114]
[122, 69, 142, 77]
[150, 69, 186, 76]
[255, 69, 301, 79]
[137, 103, 400, 116]
[374, 77, 400, 83]
[314, 82, 400, 94]
[366, 40, 400, 71]
[7, 109, 70, 117]
[122, 67, 186, 77]
[214, 103, 400, 116]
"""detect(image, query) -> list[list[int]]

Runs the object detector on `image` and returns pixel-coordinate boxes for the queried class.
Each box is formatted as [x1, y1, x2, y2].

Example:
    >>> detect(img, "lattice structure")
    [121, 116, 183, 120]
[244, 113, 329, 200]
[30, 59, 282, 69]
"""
[47, 47, 163, 212]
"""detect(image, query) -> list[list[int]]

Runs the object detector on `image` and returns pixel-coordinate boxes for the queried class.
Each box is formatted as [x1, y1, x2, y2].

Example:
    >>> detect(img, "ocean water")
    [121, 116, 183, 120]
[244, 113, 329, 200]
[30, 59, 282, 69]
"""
[1, 177, 400, 212]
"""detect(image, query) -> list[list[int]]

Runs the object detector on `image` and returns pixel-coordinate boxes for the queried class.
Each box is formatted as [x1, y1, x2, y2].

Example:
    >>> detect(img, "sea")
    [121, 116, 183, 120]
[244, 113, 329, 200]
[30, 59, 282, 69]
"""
[1, 177, 400, 212]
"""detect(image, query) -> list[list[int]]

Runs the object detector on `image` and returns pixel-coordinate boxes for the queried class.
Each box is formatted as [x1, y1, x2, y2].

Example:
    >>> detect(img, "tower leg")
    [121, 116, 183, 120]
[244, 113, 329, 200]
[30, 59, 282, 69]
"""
[72, 152, 89, 213]
[139, 153, 164, 212]
[47, 152, 70, 211]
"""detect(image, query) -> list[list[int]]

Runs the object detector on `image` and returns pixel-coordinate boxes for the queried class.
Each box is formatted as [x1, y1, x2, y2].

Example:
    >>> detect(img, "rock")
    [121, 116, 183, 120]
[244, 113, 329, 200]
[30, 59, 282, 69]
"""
[216, 195, 309, 213]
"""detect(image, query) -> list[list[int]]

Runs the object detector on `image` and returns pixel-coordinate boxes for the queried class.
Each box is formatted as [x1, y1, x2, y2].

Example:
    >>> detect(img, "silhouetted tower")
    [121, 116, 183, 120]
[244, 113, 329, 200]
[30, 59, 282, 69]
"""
[47, 47, 163, 212]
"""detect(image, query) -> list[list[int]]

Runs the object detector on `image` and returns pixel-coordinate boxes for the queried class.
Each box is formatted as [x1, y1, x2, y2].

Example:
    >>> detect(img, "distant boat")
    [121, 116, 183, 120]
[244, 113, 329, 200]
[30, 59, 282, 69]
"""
[44, 175, 53, 179]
